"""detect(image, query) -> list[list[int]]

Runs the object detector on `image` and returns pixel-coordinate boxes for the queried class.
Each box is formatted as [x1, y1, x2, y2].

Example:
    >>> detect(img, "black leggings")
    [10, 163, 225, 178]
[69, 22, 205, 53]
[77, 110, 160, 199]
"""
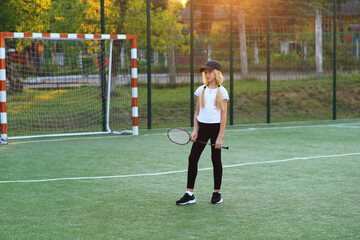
[187, 122, 222, 190]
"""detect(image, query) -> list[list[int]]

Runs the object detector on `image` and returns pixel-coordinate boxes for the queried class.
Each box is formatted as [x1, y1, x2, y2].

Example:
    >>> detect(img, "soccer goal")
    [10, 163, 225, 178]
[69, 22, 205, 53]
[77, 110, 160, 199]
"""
[0, 32, 138, 144]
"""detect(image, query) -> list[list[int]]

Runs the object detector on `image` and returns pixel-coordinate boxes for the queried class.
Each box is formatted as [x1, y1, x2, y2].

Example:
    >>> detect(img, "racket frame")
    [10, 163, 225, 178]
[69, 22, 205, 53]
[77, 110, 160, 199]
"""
[167, 128, 229, 150]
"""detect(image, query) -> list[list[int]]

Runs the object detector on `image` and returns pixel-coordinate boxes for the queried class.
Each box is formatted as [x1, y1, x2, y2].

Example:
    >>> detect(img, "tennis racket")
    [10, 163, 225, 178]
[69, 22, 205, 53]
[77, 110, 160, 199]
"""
[167, 128, 229, 150]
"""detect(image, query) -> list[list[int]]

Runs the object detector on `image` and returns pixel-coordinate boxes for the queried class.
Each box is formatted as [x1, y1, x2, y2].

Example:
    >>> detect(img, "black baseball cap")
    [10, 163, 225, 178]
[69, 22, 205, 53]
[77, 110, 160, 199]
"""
[199, 60, 221, 72]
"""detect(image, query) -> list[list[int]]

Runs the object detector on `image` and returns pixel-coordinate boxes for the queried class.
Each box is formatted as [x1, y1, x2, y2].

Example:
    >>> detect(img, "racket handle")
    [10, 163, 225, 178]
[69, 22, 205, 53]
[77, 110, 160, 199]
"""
[197, 140, 229, 150]
[209, 143, 229, 150]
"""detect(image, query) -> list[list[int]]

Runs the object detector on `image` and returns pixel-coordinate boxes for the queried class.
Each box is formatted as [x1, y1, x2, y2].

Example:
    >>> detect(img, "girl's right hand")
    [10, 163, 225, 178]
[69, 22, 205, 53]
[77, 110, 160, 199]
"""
[190, 132, 198, 142]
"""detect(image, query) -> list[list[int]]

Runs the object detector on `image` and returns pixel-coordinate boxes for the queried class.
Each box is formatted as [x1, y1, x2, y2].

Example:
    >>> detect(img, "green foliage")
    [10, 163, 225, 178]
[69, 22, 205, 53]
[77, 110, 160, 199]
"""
[123, 0, 190, 54]
[6, 0, 51, 33]
[50, 0, 86, 33]
[0, 0, 17, 32]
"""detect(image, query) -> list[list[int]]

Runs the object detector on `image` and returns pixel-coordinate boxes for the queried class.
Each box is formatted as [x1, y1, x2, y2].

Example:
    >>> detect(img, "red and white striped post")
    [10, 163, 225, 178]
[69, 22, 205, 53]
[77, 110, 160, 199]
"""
[0, 32, 138, 143]
[128, 35, 139, 135]
[0, 32, 9, 144]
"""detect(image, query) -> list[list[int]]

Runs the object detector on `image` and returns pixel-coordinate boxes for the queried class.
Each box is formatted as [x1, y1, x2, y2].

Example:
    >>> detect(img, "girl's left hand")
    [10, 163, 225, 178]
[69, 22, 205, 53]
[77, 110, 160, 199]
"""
[190, 132, 198, 142]
[215, 138, 222, 149]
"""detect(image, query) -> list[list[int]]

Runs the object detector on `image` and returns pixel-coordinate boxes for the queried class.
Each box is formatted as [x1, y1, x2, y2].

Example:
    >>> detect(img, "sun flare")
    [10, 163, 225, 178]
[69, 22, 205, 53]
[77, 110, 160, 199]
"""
[182, 0, 187, 7]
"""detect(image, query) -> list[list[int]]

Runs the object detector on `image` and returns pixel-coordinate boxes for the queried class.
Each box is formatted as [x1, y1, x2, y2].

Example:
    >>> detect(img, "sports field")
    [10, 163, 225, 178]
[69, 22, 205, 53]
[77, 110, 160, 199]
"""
[1, 121, 359, 239]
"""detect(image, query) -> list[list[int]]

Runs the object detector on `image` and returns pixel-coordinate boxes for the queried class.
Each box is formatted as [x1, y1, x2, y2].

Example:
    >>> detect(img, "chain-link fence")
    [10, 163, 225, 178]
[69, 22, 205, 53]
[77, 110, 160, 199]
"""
[1, 0, 359, 130]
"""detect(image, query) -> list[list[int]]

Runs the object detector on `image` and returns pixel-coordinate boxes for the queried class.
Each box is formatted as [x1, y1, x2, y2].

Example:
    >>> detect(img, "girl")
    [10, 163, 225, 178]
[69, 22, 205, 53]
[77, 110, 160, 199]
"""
[176, 60, 229, 205]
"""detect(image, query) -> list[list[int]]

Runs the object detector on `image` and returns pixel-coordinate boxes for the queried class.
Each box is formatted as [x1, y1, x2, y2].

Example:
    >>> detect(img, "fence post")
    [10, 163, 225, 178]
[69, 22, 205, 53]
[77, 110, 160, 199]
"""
[266, 0, 271, 124]
[333, 0, 337, 120]
[356, 40, 359, 63]
[190, 0, 194, 127]
[147, 0, 152, 129]
[229, 0, 234, 125]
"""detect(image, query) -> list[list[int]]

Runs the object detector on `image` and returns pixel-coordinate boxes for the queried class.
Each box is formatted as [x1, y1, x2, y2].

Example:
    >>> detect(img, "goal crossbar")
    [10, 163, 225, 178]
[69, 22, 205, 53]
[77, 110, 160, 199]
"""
[0, 32, 138, 144]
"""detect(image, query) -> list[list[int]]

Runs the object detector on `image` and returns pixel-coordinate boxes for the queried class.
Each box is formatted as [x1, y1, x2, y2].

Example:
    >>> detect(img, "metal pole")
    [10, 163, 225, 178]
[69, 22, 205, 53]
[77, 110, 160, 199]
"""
[106, 40, 114, 132]
[356, 40, 359, 63]
[333, 0, 337, 120]
[100, 0, 106, 131]
[266, 0, 271, 123]
[147, 0, 152, 129]
[190, 0, 194, 127]
[229, 0, 234, 125]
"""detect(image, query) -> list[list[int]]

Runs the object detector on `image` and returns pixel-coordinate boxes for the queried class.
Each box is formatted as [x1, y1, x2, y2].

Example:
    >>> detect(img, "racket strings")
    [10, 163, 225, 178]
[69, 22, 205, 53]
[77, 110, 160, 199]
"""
[168, 128, 190, 145]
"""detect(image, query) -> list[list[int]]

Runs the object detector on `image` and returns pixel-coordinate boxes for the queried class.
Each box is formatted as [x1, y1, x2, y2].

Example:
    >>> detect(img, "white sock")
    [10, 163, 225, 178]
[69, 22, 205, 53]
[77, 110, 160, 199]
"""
[186, 191, 194, 196]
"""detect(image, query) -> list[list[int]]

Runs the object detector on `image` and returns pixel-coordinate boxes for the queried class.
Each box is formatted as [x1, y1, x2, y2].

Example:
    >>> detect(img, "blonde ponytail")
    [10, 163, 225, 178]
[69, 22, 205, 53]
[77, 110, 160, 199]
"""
[200, 86, 206, 108]
[215, 87, 225, 111]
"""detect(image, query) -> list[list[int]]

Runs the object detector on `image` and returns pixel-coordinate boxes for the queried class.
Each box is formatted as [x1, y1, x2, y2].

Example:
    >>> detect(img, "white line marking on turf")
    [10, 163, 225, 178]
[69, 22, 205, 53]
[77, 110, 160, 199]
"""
[330, 125, 360, 129]
[229, 123, 360, 132]
[221, 152, 360, 169]
[8, 135, 133, 145]
[0, 152, 359, 184]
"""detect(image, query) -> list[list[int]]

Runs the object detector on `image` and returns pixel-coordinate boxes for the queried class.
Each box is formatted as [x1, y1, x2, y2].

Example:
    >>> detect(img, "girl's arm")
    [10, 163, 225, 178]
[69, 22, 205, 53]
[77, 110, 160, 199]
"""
[190, 97, 200, 142]
[215, 99, 228, 149]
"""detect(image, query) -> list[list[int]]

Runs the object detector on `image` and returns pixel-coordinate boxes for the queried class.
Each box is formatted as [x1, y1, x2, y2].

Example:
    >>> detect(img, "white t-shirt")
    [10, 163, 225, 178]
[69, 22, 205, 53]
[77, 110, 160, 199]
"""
[194, 85, 229, 123]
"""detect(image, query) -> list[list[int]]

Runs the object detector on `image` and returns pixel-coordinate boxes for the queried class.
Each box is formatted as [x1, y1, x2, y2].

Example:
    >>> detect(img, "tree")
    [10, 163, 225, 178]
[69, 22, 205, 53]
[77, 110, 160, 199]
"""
[235, 6, 248, 78]
[7, 0, 52, 33]
[315, 7, 323, 74]
[232, 0, 265, 79]
[193, 0, 262, 78]
[109, 0, 129, 95]
[232, 0, 331, 77]
[123, 0, 189, 86]
[306, 0, 332, 74]
[49, 0, 86, 33]
[154, 0, 190, 86]
[52, 0, 129, 95]
[0, 0, 18, 32]
[194, 0, 216, 61]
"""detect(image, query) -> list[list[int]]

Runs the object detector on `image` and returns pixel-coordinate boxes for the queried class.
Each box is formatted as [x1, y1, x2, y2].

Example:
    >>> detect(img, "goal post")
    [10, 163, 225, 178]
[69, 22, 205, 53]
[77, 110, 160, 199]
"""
[0, 32, 138, 144]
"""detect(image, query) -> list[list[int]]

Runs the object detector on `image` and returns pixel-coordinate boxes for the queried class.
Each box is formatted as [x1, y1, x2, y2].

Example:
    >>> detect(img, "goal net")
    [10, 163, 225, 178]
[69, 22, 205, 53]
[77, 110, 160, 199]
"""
[0, 32, 138, 144]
